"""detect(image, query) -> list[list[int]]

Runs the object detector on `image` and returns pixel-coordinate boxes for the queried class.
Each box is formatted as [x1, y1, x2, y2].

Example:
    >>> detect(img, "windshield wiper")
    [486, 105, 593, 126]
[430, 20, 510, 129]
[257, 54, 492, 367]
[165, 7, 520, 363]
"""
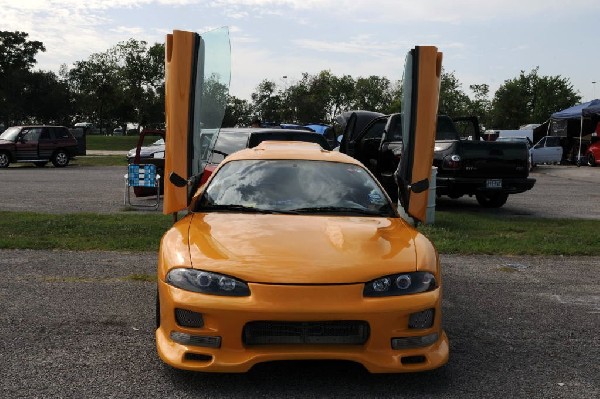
[200, 204, 298, 214]
[291, 206, 384, 216]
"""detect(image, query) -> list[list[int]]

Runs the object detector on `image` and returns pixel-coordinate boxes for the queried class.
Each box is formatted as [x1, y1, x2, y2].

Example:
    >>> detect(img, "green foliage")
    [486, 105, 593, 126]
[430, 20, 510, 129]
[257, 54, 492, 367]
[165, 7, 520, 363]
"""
[438, 70, 470, 117]
[491, 67, 581, 128]
[0, 31, 46, 126]
[0, 30, 586, 134]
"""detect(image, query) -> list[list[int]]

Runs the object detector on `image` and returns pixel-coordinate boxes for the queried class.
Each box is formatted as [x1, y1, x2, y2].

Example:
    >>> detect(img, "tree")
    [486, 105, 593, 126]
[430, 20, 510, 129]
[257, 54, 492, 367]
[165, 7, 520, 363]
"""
[22, 71, 71, 125]
[351, 75, 393, 113]
[467, 83, 492, 127]
[491, 67, 580, 128]
[116, 39, 165, 131]
[0, 31, 45, 126]
[251, 79, 282, 123]
[223, 95, 252, 127]
[68, 50, 121, 133]
[438, 70, 470, 117]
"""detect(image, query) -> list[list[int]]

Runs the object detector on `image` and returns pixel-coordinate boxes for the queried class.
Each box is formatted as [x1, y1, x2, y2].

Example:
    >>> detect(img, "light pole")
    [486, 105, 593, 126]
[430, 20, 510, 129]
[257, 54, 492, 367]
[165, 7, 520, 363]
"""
[593, 81, 597, 100]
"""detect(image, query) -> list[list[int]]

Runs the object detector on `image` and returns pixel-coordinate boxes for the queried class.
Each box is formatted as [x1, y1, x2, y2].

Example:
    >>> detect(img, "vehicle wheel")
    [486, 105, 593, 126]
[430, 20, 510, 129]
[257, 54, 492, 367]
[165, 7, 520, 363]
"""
[51, 150, 69, 167]
[34, 162, 47, 167]
[0, 152, 9, 168]
[588, 153, 596, 167]
[476, 192, 509, 208]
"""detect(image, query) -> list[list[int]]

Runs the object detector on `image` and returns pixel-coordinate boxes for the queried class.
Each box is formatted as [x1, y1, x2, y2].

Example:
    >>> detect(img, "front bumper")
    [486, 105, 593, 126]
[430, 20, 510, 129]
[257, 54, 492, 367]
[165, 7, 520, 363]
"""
[156, 280, 448, 373]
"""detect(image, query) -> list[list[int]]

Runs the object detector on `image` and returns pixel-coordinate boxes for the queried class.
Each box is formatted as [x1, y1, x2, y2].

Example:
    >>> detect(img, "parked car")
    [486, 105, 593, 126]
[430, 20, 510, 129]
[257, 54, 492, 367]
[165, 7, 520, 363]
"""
[197, 128, 332, 186]
[585, 136, 600, 167]
[156, 140, 448, 373]
[530, 136, 563, 166]
[127, 138, 165, 163]
[0, 125, 78, 168]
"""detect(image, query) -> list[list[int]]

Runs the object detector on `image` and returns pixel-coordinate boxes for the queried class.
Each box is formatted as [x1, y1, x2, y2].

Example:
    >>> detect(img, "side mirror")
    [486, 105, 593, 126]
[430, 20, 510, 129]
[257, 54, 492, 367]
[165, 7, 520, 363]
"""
[169, 172, 189, 188]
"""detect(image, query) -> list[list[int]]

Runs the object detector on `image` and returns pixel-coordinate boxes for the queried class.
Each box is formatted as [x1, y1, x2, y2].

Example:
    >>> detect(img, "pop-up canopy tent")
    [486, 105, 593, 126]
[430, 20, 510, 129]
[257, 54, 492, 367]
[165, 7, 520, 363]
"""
[551, 99, 600, 119]
[548, 99, 600, 164]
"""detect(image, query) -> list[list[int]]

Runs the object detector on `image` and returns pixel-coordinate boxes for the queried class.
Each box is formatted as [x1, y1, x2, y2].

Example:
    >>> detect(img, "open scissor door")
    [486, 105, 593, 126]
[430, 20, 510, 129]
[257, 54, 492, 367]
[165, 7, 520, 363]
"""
[396, 46, 443, 223]
[163, 28, 231, 214]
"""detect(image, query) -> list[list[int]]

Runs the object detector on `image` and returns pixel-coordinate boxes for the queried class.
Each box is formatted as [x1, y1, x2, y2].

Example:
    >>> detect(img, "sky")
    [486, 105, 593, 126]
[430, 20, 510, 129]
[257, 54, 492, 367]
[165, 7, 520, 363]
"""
[2, 0, 599, 106]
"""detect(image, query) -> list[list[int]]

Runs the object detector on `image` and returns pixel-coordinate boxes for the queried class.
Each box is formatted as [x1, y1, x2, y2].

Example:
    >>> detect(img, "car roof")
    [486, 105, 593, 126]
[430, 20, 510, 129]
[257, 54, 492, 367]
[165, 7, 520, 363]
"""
[247, 130, 330, 150]
[224, 140, 363, 165]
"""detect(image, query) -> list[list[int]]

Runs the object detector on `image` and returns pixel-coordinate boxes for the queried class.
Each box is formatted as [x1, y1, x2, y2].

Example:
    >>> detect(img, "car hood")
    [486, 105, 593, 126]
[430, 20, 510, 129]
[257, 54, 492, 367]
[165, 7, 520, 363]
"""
[0, 139, 14, 146]
[128, 145, 164, 158]
[188, 213, 418, 284]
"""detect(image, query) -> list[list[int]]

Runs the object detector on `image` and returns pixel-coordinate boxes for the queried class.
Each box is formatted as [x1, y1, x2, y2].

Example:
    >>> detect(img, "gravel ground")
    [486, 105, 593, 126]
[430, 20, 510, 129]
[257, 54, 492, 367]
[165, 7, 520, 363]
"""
[0, 250, 598, 398]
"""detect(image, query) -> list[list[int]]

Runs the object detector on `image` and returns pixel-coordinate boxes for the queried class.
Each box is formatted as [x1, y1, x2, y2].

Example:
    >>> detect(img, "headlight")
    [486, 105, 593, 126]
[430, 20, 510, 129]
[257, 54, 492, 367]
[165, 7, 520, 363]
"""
[363, 272, 436, 297]
[166, 269, 250, 296]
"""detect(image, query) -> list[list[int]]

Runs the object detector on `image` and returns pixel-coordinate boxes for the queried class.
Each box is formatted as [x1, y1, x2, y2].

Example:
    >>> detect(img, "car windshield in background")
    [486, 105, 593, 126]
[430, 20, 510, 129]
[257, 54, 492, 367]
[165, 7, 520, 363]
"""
[208, 131, 251, 163]
[196, 160, 395, 217]
[0, 127, 21, 142]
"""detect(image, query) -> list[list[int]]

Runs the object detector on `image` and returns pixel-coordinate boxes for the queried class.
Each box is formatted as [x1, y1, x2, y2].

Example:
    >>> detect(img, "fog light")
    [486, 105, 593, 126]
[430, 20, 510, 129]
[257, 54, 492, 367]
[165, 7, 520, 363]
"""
[170, 331, 221, 348]
[391, 333, 438, 349]
[408, 309, 435, 329]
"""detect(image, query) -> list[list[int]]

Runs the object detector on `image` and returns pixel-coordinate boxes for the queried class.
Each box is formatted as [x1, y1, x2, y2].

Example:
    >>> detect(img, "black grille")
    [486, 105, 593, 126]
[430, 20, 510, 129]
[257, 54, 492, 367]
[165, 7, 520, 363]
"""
[408, 309, 435, 329]
[175, 308, 204, 328]
[243, 321, 369, 345]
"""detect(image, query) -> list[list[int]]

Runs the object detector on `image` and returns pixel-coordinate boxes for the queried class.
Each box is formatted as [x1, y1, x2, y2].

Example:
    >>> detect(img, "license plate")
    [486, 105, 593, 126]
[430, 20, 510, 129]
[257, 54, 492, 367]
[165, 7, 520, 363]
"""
[486, 179, 502, 189]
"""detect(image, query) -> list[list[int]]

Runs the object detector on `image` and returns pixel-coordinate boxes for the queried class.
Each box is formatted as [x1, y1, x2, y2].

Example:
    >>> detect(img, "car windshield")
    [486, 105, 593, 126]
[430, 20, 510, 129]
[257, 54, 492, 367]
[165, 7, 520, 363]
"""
[152, 139, 164, 146]
[0, 127, 20, 142]
[208, 132, 251, 163]
[196, 159, 395, 217]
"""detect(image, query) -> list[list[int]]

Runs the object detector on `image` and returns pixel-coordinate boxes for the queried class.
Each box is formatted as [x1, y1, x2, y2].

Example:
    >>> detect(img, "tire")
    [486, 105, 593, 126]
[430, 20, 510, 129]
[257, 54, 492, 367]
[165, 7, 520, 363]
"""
[51, 150, 69, 167]
[34, 162, 47, 167]
[588, 153, 596, 167]
[476, 192, 509, 208]
[0, 152, 9, 168]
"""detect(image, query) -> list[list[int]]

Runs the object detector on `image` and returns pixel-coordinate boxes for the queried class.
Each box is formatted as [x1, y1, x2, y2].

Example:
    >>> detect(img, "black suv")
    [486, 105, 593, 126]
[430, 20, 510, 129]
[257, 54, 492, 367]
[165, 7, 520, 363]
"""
[0, 126, 79, 168]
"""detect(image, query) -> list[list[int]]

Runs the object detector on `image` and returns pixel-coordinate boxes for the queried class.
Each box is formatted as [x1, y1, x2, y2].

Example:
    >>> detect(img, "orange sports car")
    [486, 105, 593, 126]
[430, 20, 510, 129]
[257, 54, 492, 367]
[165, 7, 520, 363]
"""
[155, 140, 448, 373]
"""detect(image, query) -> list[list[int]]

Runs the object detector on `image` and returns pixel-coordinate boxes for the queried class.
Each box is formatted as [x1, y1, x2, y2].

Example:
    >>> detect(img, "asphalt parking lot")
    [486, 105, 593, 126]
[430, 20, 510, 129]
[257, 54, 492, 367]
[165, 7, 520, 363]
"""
[0, 162, 598, 398]
[0, 162, 598, 218]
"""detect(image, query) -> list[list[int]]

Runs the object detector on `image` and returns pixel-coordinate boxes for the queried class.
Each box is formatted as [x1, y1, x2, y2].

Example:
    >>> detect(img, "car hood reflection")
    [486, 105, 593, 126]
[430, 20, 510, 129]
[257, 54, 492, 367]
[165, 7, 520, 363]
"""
[188, 213, 417, 284]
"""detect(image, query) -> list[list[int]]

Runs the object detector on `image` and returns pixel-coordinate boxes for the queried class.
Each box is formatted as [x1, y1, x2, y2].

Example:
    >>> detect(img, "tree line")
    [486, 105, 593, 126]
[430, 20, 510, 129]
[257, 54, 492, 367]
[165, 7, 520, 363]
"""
[0, 30, 582, 133]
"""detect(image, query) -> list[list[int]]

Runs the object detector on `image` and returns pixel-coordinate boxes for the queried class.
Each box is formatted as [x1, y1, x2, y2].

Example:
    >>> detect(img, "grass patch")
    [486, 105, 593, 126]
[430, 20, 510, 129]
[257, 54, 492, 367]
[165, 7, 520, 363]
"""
[419, 211, 599, 255]
[0, 210, 598, 255]
[72, 155, 128, 167]
[123, 273, 157, 282]
[0, 211, 172, 251]
[86, 135, 140, 151]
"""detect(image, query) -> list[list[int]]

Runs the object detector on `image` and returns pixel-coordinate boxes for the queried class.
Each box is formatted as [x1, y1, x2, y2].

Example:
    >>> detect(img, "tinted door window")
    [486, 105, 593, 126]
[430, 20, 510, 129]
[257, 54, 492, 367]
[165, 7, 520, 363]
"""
[20, 128, 43, 142]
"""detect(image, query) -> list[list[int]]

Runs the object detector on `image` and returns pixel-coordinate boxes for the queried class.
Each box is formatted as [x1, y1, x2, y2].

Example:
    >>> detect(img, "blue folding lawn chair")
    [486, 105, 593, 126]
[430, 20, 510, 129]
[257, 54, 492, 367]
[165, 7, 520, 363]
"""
[124, 164, 161, 209]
